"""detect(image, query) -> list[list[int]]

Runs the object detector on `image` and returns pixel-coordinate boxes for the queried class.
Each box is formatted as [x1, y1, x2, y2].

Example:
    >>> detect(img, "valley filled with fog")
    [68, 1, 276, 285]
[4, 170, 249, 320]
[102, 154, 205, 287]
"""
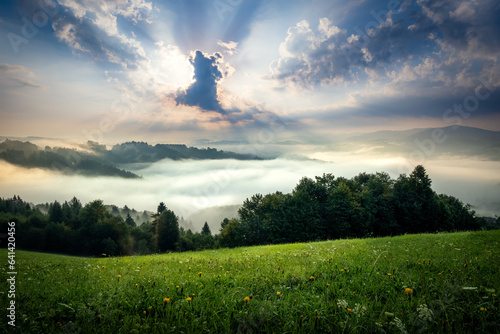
[1, 146, 499, 232]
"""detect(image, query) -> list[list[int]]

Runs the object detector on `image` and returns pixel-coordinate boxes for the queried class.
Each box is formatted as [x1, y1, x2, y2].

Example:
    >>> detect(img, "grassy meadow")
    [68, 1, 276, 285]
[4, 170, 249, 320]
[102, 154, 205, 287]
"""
[1, 230, 499, 333]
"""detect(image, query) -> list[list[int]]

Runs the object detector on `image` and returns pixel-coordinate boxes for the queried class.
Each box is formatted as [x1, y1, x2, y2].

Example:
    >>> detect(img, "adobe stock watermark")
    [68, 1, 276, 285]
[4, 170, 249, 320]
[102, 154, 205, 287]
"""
[7, 0, 60, 54]
[398, 76, 496, 174]
[342, 0, 403, 63]
[50, 90, 142, 174]
[213, 0, 243, 21]
[82, 91, 142, 144]
[192, 111, 286, 209]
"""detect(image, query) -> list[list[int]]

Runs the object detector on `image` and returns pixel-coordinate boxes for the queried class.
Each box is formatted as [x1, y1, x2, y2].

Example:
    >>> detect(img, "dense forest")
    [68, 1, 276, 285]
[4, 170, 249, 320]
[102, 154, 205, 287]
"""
[0, 139, 264, 178]
[1, 166, 497, 256]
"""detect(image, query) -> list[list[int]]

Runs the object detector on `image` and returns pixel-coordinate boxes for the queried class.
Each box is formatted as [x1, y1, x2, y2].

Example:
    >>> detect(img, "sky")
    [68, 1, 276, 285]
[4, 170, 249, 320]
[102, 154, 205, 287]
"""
[0, 0, 499, 226]
[1, 0, 499, 144]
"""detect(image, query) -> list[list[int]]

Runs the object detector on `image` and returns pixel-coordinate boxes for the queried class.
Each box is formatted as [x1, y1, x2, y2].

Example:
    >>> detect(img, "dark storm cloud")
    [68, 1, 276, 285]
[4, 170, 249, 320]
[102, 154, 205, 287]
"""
[270, 0, 500, 89]
[175, 50, 224, 112]
[269, 12, 428, 88]
[417, 0, 500, 56]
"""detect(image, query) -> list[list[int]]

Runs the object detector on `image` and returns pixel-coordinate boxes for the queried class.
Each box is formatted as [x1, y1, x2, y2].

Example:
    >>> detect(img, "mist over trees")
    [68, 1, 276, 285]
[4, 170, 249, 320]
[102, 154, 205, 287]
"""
[0, 166, 492, 256]
[0, 139, 264, 179]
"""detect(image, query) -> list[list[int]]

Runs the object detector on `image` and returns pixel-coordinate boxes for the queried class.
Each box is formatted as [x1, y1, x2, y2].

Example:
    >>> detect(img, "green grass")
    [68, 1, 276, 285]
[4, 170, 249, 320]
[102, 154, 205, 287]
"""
[1, 230, 499, 333]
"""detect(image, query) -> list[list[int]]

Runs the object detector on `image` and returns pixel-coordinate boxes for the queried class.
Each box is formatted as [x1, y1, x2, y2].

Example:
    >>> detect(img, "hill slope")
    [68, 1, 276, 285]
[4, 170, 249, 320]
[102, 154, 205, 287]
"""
[2, 230, 498, 333]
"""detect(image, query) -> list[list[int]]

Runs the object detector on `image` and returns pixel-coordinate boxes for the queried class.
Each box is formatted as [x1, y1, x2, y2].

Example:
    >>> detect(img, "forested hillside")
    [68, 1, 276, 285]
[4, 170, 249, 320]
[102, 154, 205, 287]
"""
[1, 166, 493, 256]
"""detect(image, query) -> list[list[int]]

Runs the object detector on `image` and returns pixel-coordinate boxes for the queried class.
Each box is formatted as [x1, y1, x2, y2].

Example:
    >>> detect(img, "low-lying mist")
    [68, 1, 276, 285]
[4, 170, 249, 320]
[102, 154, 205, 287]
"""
[1, 152, 499, 232]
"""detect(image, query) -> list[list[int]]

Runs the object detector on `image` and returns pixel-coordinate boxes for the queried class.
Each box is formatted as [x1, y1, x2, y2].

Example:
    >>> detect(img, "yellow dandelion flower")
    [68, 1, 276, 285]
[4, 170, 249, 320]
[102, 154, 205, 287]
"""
[326, 283, 330, 287]
[192, 293, 195, 297]
[277, 291, 281, 296]
[341, 269, 344, 272]
[117, 275, 121, 278]
[405, 288, 413, 295]
[135, 283, 138, 287]
[163, 298, 170, 304]
[186, 297, 192, 302]
[176, 285, 180, 289]
[143, 311, 146, 315]
[347, 308, 352, 312]
[244, 296, 250, 303]
[199, 272, 202, 276]
[387, 273, 391, 276]
[309, 276, 315, 280]
[148, 306, 152, 310]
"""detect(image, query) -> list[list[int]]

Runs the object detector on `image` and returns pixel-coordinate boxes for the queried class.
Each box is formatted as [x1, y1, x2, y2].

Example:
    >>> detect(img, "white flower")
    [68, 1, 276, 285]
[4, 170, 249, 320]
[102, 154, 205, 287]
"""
[417, 304, 434, 322]
[394, 317, 408, 334]
[336, 299, 348, 309]
[353, 303, 367, 317]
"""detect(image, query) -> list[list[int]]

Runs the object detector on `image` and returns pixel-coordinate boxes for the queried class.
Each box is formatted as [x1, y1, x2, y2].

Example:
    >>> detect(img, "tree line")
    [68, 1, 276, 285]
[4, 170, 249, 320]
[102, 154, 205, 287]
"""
[218, 165, 485, 247]
[0, 166, 493, 256]
[0, 196, 214, 256]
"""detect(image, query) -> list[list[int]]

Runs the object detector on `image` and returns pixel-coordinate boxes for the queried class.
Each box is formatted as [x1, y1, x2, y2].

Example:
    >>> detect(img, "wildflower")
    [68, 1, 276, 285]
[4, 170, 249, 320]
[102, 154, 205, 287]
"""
[277, 291, 281, 296]
[326, 283, 330, 287]
[480, 307, 487, 312]
[417, 304, 433, 322]
[163, 298, 170, 304]
[387, 273, 392, 276]
[336, 299, 348, 309]
[347, 308, 352, 312]
[117, 275, 121, 279]
[186, 297, 192, 302]
[405, 288, 413, 295]
[199, 272, 202, 277]
[309, 276, 315, 281]
[192, 293, 195, 297]
[102, 266, 105, 268]
[341, 269, 344, 272]
[394, 317, 408, 334]
[244, 296, 250, 303]
[176, 285, 180, 289]
[188, 267, 191, 271]
[135, 283, 138, 287]
[148, 306, 152, 310]
[353, 303, 367, 317]
[143, 311, 146, 315]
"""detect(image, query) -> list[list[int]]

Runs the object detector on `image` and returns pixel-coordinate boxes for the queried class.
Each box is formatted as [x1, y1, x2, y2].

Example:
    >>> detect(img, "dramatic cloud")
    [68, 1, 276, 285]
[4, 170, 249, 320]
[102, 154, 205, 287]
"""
[269, 13, 425, 88]
[270, 0, 500, 91]
[51, 0, 152, 68]
[175, 50, 226, 113]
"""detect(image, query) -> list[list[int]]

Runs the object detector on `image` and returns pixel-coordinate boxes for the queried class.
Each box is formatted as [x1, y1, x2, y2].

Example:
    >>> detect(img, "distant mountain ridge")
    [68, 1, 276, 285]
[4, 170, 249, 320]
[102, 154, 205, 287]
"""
[338, 126, 500, 160]
[0, 139, 266, 178]
[104, 141, 263, 163]
[0, 139, 140, 178]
